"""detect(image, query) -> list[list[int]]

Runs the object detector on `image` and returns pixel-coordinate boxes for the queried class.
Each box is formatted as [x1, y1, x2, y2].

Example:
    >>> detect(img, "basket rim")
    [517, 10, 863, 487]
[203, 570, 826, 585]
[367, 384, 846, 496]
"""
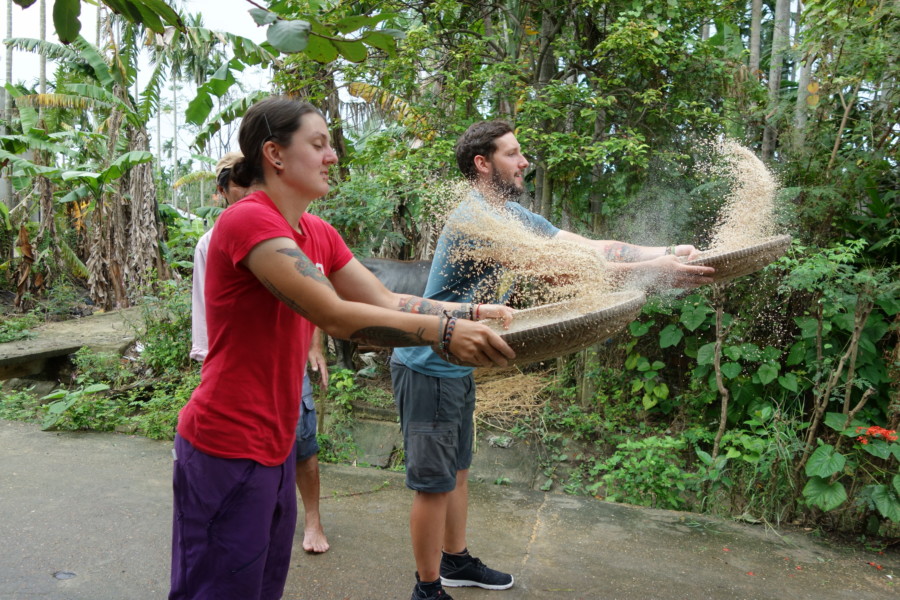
[685, 234, 792, 267]
[498, 290, 646, 344]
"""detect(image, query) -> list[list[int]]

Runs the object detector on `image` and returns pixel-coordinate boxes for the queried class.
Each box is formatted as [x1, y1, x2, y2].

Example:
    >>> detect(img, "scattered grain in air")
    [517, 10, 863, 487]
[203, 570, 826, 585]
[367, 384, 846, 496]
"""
[438, 184, 621, 330]
[701, 139, 780, 255]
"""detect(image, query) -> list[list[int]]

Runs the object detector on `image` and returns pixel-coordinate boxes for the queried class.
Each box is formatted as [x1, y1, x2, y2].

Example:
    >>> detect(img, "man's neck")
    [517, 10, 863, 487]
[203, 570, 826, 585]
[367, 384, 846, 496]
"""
[473, 181, 507, 208]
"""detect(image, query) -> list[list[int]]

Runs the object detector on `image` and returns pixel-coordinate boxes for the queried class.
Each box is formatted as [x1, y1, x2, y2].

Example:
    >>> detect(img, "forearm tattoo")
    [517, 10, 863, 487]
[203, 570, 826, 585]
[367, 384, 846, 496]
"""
[277, 247, 334, 289]
[603, 242, 641, 262]
[398, 296, 470, 318]
[350, 326, 428, 347]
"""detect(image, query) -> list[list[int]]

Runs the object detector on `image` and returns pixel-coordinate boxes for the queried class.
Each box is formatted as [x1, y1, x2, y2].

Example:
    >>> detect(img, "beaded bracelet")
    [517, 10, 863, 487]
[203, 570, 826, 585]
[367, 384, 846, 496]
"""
[442, 317, 458, 360]
[436, 313, 447, 354]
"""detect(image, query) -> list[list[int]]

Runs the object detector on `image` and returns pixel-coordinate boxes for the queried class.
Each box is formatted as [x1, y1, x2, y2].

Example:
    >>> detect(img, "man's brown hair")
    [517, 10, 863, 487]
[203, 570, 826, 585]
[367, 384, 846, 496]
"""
[454, 120, 514, 181]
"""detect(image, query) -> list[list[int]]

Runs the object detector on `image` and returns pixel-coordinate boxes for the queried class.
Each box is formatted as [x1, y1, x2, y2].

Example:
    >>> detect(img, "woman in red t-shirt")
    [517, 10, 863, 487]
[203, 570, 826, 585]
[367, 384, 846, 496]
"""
[169, 97, 517, 600]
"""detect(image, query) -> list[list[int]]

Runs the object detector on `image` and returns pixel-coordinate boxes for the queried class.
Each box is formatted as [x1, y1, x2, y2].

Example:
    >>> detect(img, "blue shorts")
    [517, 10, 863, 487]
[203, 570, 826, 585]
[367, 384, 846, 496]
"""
[390, 356, 475, 493]
[295, 374, 319, 462]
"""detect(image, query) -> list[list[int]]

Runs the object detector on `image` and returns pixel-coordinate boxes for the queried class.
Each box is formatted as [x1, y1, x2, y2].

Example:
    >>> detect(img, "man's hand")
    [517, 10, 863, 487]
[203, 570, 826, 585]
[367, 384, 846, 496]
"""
[308, 327, 329, 388]
[472, 303, 515, 327]
[642, 255, 715, 289]
[670, 245, 702, 261]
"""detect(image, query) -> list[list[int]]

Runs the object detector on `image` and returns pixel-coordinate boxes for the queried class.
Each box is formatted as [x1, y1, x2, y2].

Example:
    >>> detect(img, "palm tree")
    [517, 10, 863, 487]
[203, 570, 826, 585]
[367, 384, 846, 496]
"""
[146, 13, 228, 214]
[3, 0, 14, 211]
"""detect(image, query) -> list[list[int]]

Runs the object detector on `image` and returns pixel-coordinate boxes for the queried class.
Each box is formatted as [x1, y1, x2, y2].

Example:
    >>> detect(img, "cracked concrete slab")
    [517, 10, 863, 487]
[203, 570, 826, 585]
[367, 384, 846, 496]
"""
[0, 419, 896, 599]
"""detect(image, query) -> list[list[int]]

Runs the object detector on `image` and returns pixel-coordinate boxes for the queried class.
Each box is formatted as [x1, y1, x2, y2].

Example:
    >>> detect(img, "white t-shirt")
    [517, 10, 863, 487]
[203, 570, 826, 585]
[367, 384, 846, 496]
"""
[189, 229, 214, 362]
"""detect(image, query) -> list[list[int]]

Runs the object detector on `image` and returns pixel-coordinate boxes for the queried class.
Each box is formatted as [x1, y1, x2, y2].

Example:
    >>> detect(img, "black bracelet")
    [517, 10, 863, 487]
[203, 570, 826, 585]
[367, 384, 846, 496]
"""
[441, 317, 458, 360]
[436, 314, 446, 354]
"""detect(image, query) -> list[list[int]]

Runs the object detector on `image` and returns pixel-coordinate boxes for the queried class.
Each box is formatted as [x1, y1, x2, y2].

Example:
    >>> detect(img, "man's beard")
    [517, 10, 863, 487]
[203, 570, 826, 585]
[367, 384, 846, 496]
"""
[489, 169, 524, 201]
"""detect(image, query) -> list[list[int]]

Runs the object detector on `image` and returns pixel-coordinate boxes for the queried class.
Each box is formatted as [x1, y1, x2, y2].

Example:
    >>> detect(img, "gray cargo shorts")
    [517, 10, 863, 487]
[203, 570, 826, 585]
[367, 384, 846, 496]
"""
[390, 357, 475, 493]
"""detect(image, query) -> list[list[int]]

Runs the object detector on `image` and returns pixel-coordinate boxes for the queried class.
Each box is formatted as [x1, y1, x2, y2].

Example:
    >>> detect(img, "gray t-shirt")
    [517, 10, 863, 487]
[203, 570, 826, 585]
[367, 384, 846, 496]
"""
[393, 190, 559, 378]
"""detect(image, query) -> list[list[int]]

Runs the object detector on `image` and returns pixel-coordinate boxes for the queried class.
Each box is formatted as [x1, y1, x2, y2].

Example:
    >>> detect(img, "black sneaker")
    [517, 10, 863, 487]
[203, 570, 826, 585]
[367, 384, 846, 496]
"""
[440, 550, 514, 590]
[411, 573, 454, 600]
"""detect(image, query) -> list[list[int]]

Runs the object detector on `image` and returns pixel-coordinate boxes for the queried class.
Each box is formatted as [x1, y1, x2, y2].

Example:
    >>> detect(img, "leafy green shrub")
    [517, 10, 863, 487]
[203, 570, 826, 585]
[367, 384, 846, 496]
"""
[130, 373, 200, 440]
[40, 384, 124, 431]
[136, 279, 193, 375]
[589, 434, 698, 510]
[803, 416, 900, 528]
[693, 405, 804, 522]
[0, 386, 42, 422]
[72, 347, 133, 387]
[316, 431, 358, 464]
[33, 280, 82, 321]
[0, 312, 39, 343]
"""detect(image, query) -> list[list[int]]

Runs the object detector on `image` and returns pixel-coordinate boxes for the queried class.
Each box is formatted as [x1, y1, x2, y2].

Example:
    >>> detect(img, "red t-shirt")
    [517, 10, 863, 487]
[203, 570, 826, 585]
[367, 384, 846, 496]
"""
[177, 191, 353, 466]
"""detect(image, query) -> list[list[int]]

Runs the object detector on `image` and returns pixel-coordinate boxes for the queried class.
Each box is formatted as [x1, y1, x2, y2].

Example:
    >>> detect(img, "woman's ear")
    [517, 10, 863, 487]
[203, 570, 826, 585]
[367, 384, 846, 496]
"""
[261, 140, 282, 170]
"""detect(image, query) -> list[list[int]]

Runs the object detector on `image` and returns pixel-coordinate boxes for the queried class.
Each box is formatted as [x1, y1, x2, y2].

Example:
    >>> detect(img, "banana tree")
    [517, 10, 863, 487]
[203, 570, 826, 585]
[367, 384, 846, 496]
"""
[6, 33, 170, 308]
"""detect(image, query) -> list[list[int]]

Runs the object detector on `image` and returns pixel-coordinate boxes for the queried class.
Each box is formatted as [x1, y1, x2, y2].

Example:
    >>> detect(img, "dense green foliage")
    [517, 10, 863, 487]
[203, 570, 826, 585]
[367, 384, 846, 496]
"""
[1, 0, 897, 537]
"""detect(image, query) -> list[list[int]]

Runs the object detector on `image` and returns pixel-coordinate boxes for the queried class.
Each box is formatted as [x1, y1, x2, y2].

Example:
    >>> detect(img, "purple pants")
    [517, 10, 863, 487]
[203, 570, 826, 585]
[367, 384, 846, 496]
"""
[169, 434, 298, 600]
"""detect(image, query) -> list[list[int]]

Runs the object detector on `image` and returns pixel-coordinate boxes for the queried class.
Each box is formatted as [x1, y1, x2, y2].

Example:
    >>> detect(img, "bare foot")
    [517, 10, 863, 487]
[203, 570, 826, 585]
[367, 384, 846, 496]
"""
[303, 525, 330, 554]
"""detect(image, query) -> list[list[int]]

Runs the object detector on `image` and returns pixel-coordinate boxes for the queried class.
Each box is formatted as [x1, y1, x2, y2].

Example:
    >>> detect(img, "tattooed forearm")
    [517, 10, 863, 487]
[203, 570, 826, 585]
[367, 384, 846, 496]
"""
[260, 277, 312, 319]
[276, 248, 335, 289]
[398, 296, 470, 318]
[350, 326, 428, 347]
[603, 242, 641, 262]
[398, 295, 442, 315]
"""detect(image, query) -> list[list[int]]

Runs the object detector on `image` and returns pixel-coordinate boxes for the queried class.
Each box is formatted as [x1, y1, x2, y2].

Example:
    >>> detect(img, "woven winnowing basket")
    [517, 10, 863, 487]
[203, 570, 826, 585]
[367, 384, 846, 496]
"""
[686, 235, 792, 284]
[479, 290, 646, 366]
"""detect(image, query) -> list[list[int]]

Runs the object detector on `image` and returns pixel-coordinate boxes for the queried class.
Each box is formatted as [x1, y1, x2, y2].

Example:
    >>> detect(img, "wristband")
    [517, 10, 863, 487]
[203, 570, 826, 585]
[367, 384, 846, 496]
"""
[436, 314, 446, 353]
[475, 304, 481, 320]
[441, 317, 458, 360]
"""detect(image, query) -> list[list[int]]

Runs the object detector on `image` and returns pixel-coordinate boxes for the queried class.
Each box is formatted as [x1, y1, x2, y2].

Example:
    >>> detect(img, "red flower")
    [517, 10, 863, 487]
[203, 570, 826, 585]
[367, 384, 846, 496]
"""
[856, 426, 897, 444]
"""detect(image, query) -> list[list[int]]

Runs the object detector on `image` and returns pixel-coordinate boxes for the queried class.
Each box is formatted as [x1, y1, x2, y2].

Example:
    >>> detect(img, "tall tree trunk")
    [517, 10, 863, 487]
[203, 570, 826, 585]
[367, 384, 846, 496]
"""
[157, 108, 163, 191]
[172, 83, 178, 211]
[792, 57, 812, 152]
[761, 0, 790, 161]
[590, 110, 607, 236]
[39, 0, 46, 94]
[749, 0, 762, 78]
[3, 0, 13, 209]
[534, 5, 559, 220]
[792, 1, 812, 152]
[127, 126, 170, 291]
[87, 107, 130, 309]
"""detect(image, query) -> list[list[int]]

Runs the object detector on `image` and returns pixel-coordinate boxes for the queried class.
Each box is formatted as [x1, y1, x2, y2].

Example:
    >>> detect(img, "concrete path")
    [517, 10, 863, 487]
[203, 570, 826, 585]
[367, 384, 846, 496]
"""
[0, 419, 896, 600]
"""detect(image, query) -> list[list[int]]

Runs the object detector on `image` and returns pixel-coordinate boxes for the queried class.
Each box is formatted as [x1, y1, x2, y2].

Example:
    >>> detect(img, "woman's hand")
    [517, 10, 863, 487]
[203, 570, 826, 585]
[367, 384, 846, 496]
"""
[444, 319, 515, 367]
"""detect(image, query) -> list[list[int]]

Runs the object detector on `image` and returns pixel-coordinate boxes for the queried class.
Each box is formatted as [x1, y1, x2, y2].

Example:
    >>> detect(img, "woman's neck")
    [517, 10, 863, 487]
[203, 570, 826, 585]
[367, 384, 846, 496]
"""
[260, 183, 311, 234]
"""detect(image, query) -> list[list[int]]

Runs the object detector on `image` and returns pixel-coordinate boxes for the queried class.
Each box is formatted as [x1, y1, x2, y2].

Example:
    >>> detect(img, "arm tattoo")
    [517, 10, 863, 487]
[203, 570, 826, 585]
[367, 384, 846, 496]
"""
[260, 276, 312, 319]
[398, 296, 470, 318]
[350, 326, 428, 347]
[603, 242, 641, 263]
[276, 247, 334, 289]
[398, 295, 442, 315]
